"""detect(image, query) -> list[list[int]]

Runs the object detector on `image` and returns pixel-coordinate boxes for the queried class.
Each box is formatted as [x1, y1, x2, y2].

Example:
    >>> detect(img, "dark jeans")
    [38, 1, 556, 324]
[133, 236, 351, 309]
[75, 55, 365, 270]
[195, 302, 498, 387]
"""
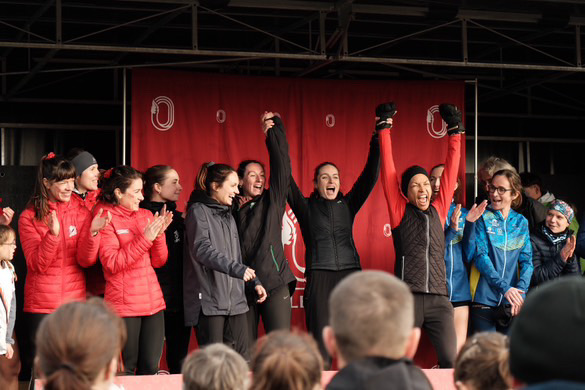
[305, 269, 358, 369]
[163, 310, 191, 374]
[122, 311, 165, 375]
[196, 312, 249, 361]
[246, 284, 292, 344]
[413, 293, 457, 368]
[470, 303, 512, 335]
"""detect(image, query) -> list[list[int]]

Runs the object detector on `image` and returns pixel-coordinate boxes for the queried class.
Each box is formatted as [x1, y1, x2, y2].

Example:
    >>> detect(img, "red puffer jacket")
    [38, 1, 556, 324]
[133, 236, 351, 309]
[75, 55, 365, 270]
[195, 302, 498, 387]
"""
[98, 204, 167, 317]
[19, 196, 100, 313]
[72, 189, 101, 213]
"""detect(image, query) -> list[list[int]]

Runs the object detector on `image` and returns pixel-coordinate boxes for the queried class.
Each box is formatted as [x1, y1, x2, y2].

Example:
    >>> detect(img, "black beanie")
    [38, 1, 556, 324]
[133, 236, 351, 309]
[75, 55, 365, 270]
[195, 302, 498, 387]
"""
[400, 165, 429, 197]
[509, 277, 585, 385]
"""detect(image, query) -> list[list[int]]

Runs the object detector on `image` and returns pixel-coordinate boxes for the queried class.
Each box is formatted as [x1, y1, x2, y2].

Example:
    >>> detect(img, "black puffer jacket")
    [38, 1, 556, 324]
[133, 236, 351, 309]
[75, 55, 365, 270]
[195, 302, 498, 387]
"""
[287, 132, 380, 272]
[392, 204, 447, 296]
[530, 222, 579, 287]
[234, 116, 296, 297]
[326, 357, 432, 390]
[140, 200, 184, 312]
[183, 190, 254, 326]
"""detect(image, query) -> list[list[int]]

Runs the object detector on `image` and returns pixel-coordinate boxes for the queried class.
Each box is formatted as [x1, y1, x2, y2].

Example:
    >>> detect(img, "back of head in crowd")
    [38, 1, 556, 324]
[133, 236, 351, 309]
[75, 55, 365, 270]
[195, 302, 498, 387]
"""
[324, 271, 419, 367]
[454, 332, 512, 390]
[99, 165, 143, 205]
[251, 330, 323, 390]
[478, 157, 516, 191]
[35, 298, 126, 390]
[519, 172, 544, 201]
[510, 277, 585, 386]
[29, 153, 76, 220]
[182, 343, 249, 390]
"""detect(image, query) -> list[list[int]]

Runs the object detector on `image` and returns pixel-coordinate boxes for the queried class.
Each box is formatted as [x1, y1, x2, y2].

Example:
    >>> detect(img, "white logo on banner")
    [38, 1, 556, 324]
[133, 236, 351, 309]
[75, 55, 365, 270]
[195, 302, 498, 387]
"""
[282, 209, 306, 282]
[383, 223, 392, 238]
[151, 96, 175, 131]
[216, 109, 226, 124]
[426, 105, 447, 138]
[325, 114, 336, 128]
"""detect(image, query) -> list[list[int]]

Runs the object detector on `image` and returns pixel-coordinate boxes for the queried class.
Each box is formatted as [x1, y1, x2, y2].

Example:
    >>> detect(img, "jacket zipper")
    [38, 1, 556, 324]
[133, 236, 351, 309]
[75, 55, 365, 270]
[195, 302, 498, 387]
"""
[329, 202, 339, 270]
[498, 215, 508, 306]
[270, 245, 280, 272]
[425, 214, 430, 293]
[449, 241, 454, 301]
[401, 256, 405, 280]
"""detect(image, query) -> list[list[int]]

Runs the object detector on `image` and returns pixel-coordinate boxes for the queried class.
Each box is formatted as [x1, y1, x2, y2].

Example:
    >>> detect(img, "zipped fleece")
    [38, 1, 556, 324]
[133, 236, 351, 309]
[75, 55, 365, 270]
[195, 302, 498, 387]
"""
[184, 191, 250, 327]
[234, 116, 296, 296]
[287, 132, 380, 272]
[379, 128, 461, 294]
[19, 195, 100, 313]
[98, 203, 167, 317]
[473, 207, 533, 307]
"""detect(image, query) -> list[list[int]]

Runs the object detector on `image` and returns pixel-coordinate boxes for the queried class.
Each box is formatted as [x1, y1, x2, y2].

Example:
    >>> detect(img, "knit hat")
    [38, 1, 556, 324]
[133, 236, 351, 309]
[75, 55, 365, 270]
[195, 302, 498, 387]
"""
[549, 199, 574, 225]
[401, 165, 429, 197]
[509, 277, 585, 384]
[71, 151, 98, 176]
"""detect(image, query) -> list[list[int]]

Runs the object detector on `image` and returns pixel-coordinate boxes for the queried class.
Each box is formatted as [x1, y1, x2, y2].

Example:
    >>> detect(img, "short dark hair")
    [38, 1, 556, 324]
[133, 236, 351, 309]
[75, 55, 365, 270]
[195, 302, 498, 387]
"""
[519, 172, 542, 189]
[237, 160, 265, 180]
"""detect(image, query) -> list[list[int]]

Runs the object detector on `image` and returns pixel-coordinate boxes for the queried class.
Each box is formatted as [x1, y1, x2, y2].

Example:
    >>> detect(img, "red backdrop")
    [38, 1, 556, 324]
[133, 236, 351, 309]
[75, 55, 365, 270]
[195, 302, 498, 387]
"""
[131, 69, 465, 367]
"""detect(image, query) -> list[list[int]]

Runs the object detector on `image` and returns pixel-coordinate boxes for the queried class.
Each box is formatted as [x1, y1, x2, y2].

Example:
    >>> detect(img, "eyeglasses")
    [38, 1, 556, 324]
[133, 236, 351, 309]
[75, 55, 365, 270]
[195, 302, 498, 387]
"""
[488, 185, 513, 195]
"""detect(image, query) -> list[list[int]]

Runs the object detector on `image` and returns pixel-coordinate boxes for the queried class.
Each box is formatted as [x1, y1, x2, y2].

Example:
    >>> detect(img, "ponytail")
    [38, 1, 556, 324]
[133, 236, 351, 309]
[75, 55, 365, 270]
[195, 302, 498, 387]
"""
[194, 162, 235, 196]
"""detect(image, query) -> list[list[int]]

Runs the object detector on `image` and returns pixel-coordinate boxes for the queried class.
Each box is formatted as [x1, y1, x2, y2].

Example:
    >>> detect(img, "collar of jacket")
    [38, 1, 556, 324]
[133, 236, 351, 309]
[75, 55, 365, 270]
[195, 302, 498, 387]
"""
[140, 200, 177, 213]
[309, 191, 344, 202]
[108, 204, 138, 218]
[188, 189, 230, 211]
[538, 221, 569, 244]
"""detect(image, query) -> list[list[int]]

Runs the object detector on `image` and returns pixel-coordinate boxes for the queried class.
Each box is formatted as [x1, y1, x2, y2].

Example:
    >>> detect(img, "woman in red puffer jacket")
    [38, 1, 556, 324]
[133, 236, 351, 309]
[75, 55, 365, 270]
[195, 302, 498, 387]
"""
[97, 165, 172, 375]
[19, 153, 110, 357]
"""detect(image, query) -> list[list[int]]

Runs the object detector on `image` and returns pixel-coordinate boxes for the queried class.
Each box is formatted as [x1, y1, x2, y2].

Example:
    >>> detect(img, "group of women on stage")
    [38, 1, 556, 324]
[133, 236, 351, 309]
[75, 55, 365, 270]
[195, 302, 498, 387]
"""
[13, 101, 577, 373]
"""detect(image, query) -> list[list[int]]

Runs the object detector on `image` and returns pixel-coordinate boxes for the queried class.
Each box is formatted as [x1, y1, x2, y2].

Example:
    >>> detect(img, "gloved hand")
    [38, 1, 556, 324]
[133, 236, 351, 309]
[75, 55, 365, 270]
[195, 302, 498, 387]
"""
[375, 102, 397, 131]
[439, 103, 465, 135]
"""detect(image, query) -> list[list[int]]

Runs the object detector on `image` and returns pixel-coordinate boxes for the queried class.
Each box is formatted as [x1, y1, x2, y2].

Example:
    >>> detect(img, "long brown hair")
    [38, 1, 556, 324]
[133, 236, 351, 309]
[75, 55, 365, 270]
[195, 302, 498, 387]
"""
[28, 153, 76, 220]
[251, 330, 323, 390]
[35, 298, 126, 390]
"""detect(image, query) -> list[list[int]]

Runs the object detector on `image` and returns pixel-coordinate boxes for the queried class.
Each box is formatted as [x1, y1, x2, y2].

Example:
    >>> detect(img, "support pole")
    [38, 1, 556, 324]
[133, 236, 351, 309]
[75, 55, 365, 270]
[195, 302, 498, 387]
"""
[122, 68, 127, 165]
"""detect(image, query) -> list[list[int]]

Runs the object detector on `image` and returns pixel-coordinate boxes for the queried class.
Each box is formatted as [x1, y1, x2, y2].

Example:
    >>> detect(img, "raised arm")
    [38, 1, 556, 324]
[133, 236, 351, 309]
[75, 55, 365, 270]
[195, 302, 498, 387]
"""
[287, 174, 309, 226]
[346, 132, 380, 215]
[264, 114, 292, 210]
[379, 129, 407, 229]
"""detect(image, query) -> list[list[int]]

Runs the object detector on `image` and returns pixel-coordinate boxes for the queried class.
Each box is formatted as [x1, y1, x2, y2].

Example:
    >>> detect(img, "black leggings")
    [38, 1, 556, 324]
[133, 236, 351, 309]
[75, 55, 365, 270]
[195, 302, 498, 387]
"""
[122, 311, 165, 375]
[413, 293, 457, 368]
[196, 312, 249, 361]
[162, 310, 191, 374]
[304, 269, 358, 369]
[246, 284, 291, 343]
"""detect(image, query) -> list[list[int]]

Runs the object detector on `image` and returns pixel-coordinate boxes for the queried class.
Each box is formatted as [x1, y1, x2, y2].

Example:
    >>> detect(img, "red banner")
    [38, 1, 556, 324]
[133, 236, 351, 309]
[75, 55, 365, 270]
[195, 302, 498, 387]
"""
[131, 69, 465, 365]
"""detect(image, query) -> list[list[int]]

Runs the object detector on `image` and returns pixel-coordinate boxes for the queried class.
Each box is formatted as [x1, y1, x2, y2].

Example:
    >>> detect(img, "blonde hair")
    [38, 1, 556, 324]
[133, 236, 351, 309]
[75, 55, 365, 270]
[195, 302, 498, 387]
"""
[479, 156, 517, 178]
[328, 271, 414, 362]
[182, 344, 249, 390]
[455, 332, 512, 390]
[251, 330, 323, 390]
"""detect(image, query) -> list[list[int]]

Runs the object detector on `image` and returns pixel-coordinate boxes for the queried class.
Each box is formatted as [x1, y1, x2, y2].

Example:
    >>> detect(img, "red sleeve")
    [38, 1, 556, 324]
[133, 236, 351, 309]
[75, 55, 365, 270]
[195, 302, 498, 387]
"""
[98, 219, 153, 275]
[379, 128, 407, 229]
[150, 234, 168, 268]
[435, 134, 462, 224]
[18, 210, 60, 273]
[76, 207, 100, 268]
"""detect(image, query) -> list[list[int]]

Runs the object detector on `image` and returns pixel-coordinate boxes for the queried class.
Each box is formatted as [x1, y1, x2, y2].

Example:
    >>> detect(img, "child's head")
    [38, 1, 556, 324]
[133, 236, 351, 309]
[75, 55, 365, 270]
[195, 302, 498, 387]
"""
[182, 343, 249, 390]
[0, 225, 16, 262]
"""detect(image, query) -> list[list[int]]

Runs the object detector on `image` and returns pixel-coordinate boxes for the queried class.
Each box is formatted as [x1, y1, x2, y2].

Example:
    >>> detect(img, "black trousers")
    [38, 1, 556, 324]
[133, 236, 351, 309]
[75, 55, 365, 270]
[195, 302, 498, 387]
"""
[246, 284, 292, 343]
[304, 269, 358, 369]
[162, 310, 191, 374]
[413, 293, 457, 368]
[122, 311, 165, 375]
[196, 312, 249, 361]
[23, 312, 47, 389]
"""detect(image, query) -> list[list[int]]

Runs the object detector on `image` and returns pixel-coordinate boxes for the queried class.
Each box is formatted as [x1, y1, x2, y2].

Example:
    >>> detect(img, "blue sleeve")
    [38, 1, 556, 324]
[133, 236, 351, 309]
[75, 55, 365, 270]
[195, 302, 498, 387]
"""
[516, 221, 533, 292]
[474, 217, 510, 295]
[462, 220, 477, 263]
[445, 224, 457, 242]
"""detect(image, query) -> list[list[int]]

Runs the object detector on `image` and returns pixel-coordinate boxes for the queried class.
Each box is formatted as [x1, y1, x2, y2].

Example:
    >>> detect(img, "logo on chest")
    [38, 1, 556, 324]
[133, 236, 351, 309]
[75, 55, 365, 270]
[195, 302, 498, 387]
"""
[69, 226, 78, 238]
[116, 229, 130, 235]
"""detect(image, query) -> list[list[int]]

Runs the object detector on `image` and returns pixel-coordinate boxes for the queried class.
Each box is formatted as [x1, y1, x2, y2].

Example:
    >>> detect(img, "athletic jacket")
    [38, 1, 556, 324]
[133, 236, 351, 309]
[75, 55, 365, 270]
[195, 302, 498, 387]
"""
[444, 203, 475, 302]
[19, 196, 100, 313]
[75, 189, 105, 296]
[326, 357, 432, 390]
[287, 132, 380, 272]
[184, 191, 253, 326]
[98, 203, 167, 317]
[530, 222, 579, 287]
[234, 116, 296, 296]
[379, 128, 461, 295]
[141, 200, 184, 312]
[472, 207, 533, 307]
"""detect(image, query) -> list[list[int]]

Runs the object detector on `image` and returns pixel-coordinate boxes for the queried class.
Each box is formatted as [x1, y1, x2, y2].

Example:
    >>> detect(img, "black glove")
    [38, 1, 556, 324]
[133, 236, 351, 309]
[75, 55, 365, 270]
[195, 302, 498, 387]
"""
[375, 102, 397, 131]
[439, 103, 465, 135]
